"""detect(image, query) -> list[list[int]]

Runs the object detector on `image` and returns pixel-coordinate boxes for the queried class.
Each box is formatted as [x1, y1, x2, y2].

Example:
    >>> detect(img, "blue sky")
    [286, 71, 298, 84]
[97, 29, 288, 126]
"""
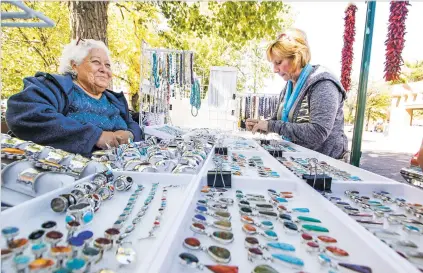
[263, 1, 423, 94]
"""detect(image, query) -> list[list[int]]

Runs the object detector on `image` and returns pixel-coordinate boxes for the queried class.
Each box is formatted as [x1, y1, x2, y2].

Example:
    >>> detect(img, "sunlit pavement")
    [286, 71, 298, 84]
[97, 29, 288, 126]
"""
[346, 131, 417, 182]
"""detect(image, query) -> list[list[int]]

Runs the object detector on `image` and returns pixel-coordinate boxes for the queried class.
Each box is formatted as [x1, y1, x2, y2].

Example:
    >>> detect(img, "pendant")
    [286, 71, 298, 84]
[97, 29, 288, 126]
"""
[296, 216, 321, 223]
[178, 252, 238, 273]
[356, 220, 383, 228]
[387, 214, 407, 224]
[244, 237, 267, 250]
[267, 242, 295, 252]
[65, 258, 85, 272]
[283, 221, 298, 234]
[212, 231, 234, 244]
[338, 263, 372, 273]
[325, 246, 349, 259]
[29, 258, 55, 271]
[403, 224, 421, 234]
[241, 216, 273, 230]
[279, 213, 292, 221]
[391, 240, 418, 250]
[277, 205, 288, 213]
[301, 233, 313, 243]
[317, 253, 332, 266]
[316, 235, 337, 244]
[305, 241, 320, 253]
[252, 264, 279, 273]
[372, 229, 400, 240]
[247, 247, 264, 261]
[257, 211, 278, 219]
[292, 208, 310, 214]
[301, 224, 329, 233]
[31, 243, 48, 259]
[207, 246, 231, 263]
[204, 265, 239, 273]
[271, 253, 304, 269]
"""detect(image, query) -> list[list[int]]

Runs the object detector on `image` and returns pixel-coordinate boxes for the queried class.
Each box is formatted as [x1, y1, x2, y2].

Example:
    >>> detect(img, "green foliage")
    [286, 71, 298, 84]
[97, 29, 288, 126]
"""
[344, 81, 392, 127]
[160, 2, 290, 48]
[1, 1, 292, 105]
[404, 60, 423, 82]
[1, 2, 71, 98]
[107, 2, 162, 110]
[158, 1, 291, 93]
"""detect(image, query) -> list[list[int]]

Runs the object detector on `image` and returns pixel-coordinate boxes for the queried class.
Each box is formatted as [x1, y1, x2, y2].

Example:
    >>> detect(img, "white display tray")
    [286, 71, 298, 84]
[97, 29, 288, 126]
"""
[148, 175, 419, 273]
[206, 147, 299, 181]
[280, 151, 395, 183]
[329, 181, 423, 272]
[0, 172, 197, 273]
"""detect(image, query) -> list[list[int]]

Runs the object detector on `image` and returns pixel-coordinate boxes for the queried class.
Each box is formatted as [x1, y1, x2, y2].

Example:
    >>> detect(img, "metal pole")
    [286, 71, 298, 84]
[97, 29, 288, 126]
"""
[350, 1, 376, 167]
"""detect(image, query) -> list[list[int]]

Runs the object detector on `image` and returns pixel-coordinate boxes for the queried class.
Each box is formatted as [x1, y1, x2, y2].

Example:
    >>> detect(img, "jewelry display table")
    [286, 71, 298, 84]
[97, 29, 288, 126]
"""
[2, 134, 422, 273]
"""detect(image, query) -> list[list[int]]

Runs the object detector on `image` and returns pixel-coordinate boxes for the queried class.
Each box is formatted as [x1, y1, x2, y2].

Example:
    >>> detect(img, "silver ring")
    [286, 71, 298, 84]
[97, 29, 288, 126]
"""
[16, 168, 42, 193]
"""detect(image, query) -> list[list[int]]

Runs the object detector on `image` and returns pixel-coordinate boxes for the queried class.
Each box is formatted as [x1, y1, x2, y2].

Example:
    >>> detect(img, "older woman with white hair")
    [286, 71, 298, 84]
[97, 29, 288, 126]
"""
[6, 38, 142, 157]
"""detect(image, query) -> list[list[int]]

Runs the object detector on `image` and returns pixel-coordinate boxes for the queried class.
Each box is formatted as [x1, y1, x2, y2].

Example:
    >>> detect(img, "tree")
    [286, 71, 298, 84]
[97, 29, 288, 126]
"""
[364, 88, 391, 130]
[159, 2, 291, 49]
[403, 60, 423, 82]
[157, 1, 292, 93]
[68, 1, 109, 45]
[229, 40, 274, 93]
[1, 2, 71, 99]
[344, 81, 391, 129]
[107, 2, 162, 110]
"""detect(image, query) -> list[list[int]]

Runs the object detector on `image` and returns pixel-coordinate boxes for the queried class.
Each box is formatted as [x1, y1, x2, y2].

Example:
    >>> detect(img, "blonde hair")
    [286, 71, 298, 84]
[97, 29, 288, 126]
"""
[266, 28, 311, 73]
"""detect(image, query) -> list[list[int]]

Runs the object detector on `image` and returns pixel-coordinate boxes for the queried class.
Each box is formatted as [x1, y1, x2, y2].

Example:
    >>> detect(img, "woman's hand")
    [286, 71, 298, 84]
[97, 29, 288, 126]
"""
[96, 131, 119, 149]
[252, 120, 269, 134]
[246, 119, 259, 131]
[114, 130, 134, 144]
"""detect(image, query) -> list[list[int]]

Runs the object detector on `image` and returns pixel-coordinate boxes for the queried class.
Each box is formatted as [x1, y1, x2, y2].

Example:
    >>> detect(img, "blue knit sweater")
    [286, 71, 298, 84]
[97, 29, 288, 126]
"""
[67, 84, 128, 132]
[6, 72, 142, 157]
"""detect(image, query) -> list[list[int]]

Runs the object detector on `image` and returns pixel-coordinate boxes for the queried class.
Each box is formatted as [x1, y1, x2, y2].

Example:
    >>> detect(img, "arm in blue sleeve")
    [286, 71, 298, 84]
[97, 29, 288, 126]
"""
[126, 115, 142, 142]
[6, 76, 102, 156]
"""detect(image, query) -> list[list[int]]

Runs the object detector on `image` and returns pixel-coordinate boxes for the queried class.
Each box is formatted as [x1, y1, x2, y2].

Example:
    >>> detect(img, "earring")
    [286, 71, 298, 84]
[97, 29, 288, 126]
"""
[70, 70, 78, 79]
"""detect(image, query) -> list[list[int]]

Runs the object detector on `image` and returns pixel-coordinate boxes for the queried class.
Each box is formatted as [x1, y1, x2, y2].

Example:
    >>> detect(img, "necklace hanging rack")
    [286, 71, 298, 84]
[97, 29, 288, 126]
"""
[141, 45, 197, 125]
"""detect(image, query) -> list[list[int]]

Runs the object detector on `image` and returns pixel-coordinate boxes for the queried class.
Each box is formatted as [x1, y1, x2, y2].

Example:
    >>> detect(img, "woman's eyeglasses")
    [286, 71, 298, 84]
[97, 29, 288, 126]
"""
[76, 37, 85, 46]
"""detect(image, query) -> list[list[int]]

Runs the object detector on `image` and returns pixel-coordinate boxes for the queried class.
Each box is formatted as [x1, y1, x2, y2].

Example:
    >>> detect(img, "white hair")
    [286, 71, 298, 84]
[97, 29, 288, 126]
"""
[58, 39, 112, 75]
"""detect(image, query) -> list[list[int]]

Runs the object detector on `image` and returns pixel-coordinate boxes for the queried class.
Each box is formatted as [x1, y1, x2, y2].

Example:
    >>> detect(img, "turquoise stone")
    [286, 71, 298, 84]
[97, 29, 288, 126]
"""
[53, 269, 72, 273]
[2, 226, 19, 235]
[264, 230, 278, 238]
[292, 208, 309, 213]
[267, 242, 295, 252]
[276, 197, 287, 203]
[272, 253, 304, 267]
[32, 243, 47, 251]
[83, 211, 94, 223]
[66, 258, 85, 270]
[297, 216, 321, 223]
[302, 225, 329, 233]
[318, 253, 331, 264]
[65, 216, 73, 223]
[14, 255, 30, 265]
[261, 221, 273, 228]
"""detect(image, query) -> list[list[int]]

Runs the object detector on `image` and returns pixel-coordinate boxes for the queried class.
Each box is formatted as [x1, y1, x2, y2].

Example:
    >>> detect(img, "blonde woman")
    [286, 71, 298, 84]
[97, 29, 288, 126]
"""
[246, 28, 348, 160]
